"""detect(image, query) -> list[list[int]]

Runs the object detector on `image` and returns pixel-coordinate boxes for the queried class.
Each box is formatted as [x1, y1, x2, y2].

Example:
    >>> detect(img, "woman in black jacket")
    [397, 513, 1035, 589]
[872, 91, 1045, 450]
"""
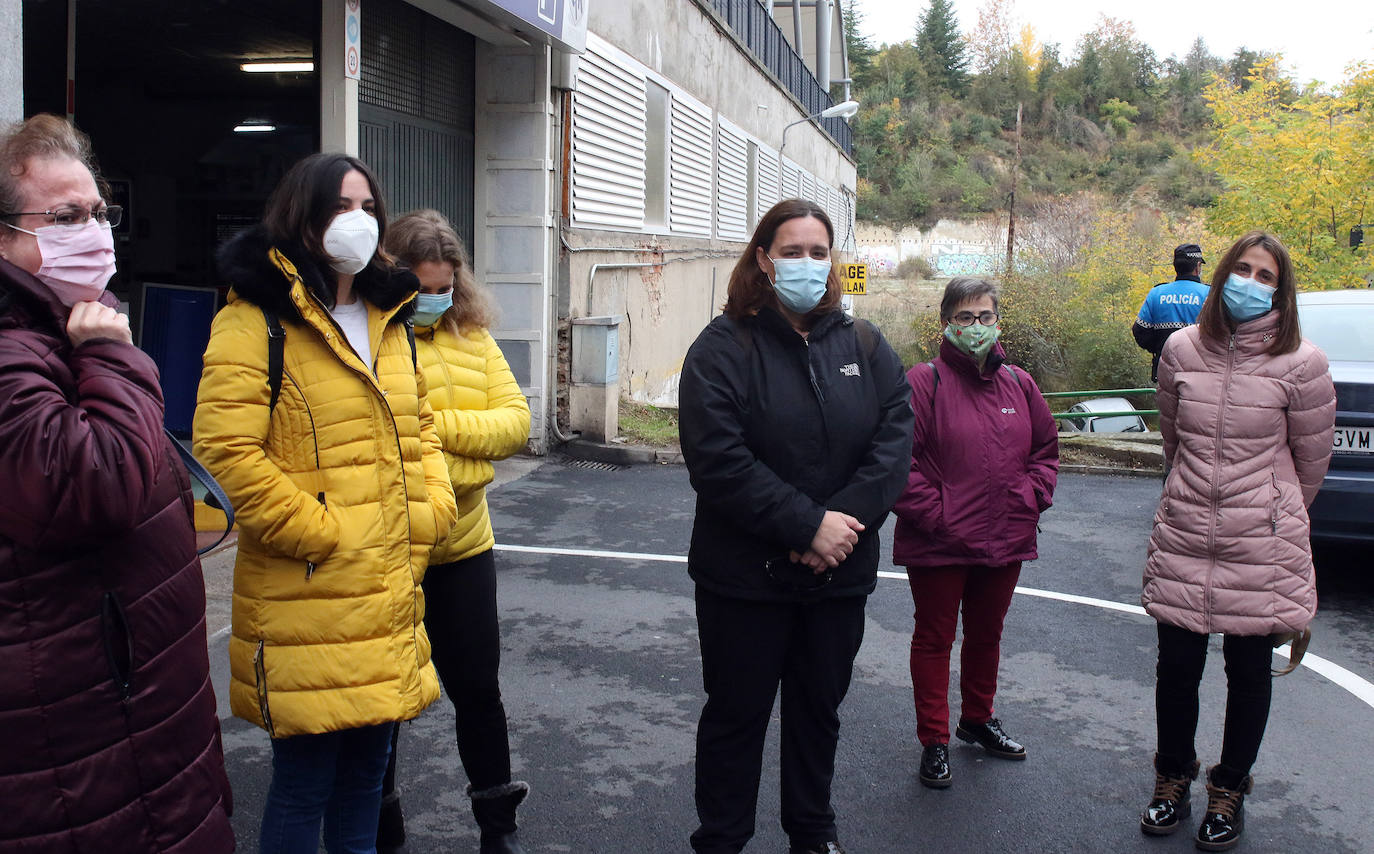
[679, 198, 914, 854]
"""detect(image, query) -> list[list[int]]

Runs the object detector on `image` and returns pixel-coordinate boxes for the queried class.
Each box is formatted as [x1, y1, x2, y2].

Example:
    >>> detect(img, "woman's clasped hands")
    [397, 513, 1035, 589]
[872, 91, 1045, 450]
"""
[790, 510, 866, 573]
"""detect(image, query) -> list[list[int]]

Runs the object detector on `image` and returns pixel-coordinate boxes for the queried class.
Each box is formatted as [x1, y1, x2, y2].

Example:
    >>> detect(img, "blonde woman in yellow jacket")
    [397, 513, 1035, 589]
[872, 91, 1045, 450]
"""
[192, 155, 458, 854]
[375, 210, 532, 854]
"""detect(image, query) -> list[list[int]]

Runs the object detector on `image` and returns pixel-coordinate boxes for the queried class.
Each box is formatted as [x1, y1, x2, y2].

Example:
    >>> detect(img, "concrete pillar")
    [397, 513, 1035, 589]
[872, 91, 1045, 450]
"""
[476, 42, 554, 452]
[0, 0, 22, 123]
[815, 0, 831, 89]
[319, 0, 359, 154]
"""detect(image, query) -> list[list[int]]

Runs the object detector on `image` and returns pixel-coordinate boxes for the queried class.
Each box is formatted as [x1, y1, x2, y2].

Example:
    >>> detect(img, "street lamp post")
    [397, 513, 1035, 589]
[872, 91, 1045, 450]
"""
[777, 99, 859, 171]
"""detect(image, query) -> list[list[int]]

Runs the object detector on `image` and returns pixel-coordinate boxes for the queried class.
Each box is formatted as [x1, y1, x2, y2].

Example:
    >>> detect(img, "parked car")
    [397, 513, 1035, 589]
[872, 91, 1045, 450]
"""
[1060, 397, 1148, 433]
[1297, 289, 1374, 544]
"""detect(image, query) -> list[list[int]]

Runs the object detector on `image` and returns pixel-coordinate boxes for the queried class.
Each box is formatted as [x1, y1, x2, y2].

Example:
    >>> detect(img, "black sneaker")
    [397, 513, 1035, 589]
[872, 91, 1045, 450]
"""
[919, 743, 952, 789]
[955, 717, 1027, 760]
[788, 841, 847, 854]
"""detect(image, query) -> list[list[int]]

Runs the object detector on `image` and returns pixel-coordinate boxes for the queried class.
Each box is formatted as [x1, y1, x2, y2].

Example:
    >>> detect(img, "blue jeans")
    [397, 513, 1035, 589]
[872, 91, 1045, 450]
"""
[260, 722, 395, 854]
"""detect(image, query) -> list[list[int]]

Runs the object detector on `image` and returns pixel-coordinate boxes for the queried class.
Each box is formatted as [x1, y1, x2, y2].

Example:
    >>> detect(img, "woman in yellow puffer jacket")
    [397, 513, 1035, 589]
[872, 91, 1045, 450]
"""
[193, 154, 458, 854]
[376, 210, 532, 854]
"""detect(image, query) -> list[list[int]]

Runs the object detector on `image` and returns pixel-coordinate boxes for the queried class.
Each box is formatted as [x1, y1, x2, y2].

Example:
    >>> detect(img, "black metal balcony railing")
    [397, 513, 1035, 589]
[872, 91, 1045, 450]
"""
[707, 0, 853, 155]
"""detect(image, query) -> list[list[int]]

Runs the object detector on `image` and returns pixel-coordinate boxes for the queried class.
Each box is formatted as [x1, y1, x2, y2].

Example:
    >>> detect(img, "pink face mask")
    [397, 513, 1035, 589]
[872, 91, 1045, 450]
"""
[6, 219, 117, 306]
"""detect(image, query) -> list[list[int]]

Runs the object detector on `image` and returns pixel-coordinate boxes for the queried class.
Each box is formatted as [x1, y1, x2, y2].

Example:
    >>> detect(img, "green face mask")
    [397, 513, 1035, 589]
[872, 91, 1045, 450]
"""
[944, 320, 1001, 362]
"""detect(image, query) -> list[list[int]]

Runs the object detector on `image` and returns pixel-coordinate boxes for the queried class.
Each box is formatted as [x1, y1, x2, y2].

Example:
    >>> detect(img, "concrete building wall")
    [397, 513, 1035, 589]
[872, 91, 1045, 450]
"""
[563, 0, 858, 419]
[0, 0, 22, 123]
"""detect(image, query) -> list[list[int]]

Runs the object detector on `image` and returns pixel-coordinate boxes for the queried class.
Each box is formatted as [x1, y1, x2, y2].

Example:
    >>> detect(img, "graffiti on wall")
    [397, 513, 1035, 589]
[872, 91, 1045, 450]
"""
[932, 251, 996, 277]
[856, 248, 898, 275]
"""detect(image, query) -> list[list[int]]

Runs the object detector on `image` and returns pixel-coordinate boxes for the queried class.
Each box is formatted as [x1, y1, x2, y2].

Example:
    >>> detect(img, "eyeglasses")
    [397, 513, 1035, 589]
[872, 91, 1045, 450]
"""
[0, 205, 122, 229]
[951, 310, 999, 327]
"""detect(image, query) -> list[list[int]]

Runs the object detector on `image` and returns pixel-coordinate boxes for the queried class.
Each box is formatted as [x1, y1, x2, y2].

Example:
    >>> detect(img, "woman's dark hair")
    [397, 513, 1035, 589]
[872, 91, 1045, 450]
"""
[1197, 230, 1301, 355]
[939, 277, 1000, 323]
[385, 209, 494, 333]
[262, 152, 393, 287]
[723, 198, 843, 320]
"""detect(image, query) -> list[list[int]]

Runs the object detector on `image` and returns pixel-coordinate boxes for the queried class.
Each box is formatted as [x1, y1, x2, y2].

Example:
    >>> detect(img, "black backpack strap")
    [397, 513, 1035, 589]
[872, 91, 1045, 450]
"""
[853, 317, 878, 360]
[166, 429, 235, 555]
[1002, 362, 1024, 391]
[262, 307, 285, 412]
[405, 319, 417, 370]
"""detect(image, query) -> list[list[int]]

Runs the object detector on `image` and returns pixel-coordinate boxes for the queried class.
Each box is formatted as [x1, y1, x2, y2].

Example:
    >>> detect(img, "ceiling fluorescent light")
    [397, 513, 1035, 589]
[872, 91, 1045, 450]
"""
[234, 123, 277, 133]
[240, 62, 314, 73]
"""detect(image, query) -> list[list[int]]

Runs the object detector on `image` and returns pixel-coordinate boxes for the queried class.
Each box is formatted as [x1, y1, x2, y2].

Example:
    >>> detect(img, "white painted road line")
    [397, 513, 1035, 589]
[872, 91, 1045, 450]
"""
[496, 543, 689, 563]
[497, 543, 1374, 711]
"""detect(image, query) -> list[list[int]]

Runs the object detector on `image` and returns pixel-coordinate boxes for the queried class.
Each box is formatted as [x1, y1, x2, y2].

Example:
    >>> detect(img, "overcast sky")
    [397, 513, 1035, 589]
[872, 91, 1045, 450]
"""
[854, 0, 1374, 87]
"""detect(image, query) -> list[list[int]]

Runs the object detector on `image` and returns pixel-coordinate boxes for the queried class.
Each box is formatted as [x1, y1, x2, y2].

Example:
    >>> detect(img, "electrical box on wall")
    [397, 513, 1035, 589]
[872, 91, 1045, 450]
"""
[571, 315, 621, 385]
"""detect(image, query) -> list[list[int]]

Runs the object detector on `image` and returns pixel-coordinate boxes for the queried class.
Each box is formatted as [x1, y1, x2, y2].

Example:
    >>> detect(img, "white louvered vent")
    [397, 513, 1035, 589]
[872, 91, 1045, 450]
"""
[799, 170, 817, 204]
[835, 190, 856, 253]
[755, 144, 780, 222]
[571, 45, 647, 230]
[670, 95, 713, 237]
[716, 121, 750, 243]
[780, 161, 801, 200]
[821, 184, 839, 229]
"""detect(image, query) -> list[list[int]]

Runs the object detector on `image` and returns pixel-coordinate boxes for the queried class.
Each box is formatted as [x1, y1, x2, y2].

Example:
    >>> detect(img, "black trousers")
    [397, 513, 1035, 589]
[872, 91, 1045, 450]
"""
[1155, 622, 1273, 782]
[690, 586, 867, 854]
[383, 549, 512, 800]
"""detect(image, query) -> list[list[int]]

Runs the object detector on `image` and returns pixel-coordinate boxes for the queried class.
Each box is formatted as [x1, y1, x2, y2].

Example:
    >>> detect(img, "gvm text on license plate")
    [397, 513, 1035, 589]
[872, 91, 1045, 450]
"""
[1333, 427, 1373, 453]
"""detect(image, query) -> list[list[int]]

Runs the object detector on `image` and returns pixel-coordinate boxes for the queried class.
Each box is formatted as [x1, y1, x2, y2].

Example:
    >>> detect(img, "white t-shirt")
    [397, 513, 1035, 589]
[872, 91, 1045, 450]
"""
[330, 298, 372, 371]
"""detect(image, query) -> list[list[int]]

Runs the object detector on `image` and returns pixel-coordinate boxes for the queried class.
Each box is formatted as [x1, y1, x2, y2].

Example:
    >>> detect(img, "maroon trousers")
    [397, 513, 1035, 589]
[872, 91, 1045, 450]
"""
[905, 562, 1021, 746]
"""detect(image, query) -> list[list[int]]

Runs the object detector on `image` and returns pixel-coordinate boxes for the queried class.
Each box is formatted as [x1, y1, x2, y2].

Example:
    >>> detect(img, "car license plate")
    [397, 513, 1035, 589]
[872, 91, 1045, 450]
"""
[1333, 427, 1374, 454]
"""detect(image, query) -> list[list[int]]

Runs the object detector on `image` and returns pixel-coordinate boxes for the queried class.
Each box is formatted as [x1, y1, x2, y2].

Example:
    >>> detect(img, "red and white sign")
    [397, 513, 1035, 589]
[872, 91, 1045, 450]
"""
[344, 1, 361, 81]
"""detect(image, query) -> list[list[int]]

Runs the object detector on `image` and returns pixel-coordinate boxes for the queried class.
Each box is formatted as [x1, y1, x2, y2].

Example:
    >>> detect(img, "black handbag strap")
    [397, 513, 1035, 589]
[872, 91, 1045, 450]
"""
[166, 429, 235, 555]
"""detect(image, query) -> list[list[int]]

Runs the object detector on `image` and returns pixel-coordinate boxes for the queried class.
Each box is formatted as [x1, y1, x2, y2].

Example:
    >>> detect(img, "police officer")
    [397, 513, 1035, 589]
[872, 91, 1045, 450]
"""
[1133, 244, 1208, 383]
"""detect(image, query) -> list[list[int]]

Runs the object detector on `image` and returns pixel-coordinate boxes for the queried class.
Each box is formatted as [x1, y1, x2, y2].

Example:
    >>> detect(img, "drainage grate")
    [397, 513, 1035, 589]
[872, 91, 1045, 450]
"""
[560, 457, 627, 472]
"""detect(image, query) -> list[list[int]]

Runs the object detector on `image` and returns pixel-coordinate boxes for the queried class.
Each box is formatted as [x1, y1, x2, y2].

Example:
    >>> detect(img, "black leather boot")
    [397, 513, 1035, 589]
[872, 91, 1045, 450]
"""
[954, 717, 1026, 759]
[469, 781, 529, 854]
[1139, 754, 1200, 835]
[918, 743, 952, 789]
[1195, 765, 1252, 851]
[375, 791, 407, 854]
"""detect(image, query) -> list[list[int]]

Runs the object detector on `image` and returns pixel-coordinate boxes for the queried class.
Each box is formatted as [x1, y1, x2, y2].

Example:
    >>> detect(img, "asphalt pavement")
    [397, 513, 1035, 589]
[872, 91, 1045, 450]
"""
[208, 458, 1374, 853]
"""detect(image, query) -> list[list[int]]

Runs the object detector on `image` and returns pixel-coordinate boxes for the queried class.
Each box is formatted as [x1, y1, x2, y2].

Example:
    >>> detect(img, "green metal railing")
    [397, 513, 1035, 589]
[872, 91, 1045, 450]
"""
[1043, 387, 1158, 420]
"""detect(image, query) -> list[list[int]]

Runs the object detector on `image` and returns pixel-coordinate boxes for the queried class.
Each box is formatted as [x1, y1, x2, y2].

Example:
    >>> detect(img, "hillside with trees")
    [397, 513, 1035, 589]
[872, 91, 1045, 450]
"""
[848, 0, 1254, 224]
[845, 0, 1373, 393]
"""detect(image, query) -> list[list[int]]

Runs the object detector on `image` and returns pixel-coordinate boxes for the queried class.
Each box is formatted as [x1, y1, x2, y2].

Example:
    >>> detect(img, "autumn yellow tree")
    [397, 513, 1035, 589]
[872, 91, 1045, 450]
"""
[1197, 58, 1374, 288]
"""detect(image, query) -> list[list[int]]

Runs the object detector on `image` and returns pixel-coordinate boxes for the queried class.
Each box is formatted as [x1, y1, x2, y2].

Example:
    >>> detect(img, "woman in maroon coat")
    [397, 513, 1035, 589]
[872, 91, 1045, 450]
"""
[891, 276, 1059, 789]
[0, 114, 234, 853]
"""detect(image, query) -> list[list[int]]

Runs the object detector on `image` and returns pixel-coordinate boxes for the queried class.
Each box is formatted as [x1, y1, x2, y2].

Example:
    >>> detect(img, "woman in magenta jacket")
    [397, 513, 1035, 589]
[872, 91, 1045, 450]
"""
[891, 276, 1059, 790]
[1138, 232, 1334, 851]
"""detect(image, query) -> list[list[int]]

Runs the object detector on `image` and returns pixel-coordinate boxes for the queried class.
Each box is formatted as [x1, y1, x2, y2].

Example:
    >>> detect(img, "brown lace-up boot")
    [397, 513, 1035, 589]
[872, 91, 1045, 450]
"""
[1140, 754, 1201, 835]
[1195, 765, 1253, 851]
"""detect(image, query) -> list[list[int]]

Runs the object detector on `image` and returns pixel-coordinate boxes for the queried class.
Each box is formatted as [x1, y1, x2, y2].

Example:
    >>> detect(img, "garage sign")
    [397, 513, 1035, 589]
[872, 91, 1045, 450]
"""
[841, 263, 867, 296]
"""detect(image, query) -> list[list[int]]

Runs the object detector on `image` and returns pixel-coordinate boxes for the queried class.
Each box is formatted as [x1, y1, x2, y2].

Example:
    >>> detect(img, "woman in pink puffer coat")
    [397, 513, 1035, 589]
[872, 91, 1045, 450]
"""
[1138, 231, 1335, 851]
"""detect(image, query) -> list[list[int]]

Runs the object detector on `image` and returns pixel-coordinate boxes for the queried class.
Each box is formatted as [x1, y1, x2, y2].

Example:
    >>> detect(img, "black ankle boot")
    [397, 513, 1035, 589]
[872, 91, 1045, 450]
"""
[1140, 754, 1200, 835]
[1196, 765, 1252, 851]
[919, 743, 952, 789]
[469, 781, 530, 854]
[376, 791, 407, 854]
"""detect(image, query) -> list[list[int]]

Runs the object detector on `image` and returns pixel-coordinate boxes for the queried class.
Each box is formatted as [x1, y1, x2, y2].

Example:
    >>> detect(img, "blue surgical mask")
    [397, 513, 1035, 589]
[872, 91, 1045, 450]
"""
[769, 256, 831, 313]
[413, 291, 453, 327]
[1221, 273, 1275, 323]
